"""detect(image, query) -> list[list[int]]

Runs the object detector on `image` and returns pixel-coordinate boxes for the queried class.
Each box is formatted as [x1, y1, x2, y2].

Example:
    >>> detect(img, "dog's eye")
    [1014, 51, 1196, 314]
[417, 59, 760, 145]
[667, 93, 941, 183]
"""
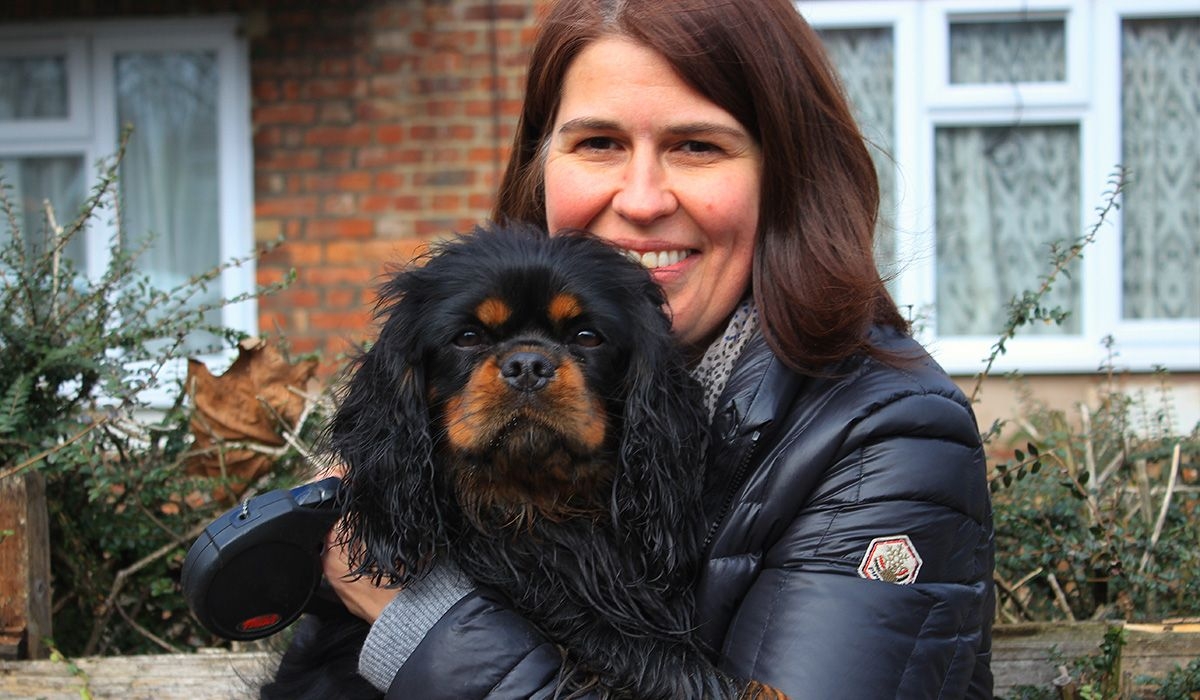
[572, 329, 603, 348]
[453, 330, 484, 348]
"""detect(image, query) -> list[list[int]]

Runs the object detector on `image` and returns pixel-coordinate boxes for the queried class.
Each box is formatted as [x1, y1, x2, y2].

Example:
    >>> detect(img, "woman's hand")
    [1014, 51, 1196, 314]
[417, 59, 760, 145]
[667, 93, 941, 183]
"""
[322, 526, 400, 624]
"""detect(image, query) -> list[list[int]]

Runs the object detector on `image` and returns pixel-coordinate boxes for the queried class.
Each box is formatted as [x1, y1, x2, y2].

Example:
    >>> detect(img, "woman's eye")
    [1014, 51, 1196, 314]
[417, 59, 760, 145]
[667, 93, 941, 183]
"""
[680, 140, 720, 154]
[578, 136, 616, 151]
[453, 330, 484, 348]
[572, 329, 603, 348]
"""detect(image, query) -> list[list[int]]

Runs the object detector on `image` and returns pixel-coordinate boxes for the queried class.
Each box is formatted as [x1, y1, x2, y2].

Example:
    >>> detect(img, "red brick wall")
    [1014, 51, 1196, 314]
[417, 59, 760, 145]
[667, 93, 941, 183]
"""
[5, 0, 550, 369]
[250, 2, 550, 364]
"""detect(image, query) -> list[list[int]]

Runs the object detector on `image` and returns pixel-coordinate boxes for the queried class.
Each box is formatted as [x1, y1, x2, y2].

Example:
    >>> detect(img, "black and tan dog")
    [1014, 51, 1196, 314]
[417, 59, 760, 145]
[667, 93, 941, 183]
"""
[266, 224, 782, 699]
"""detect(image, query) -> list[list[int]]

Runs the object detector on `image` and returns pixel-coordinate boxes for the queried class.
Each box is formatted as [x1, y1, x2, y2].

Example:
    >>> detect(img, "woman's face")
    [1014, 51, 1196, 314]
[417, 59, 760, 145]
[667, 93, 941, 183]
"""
[544, 37, 762, 353]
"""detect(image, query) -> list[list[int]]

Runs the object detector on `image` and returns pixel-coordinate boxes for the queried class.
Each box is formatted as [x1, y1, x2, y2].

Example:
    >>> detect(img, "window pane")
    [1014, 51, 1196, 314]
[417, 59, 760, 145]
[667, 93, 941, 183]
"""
[949, 18, 1066, 84]
[0, 55, 69, 120]
[115, 50, 221, 347]
[935, 125, 1080, 336]
[1121, 17, 1200, 321]
[0, 155, 86, 266]
[817, 27, 897, 279]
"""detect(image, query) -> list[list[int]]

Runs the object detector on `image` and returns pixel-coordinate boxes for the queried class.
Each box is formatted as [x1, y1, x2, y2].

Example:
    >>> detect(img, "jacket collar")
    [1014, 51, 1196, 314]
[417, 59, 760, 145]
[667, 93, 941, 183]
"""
[701, 333, 803, 526]
[709, 333, 802, 443]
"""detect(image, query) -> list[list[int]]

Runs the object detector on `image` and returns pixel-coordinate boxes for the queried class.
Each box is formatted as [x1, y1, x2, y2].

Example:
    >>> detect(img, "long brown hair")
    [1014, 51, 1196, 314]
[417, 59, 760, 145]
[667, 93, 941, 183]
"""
[494, 0, 909, 373]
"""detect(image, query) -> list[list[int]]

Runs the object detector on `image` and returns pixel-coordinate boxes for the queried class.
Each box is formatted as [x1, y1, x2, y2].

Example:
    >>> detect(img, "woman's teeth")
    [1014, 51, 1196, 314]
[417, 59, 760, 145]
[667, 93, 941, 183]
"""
[624, 249, 691, 269]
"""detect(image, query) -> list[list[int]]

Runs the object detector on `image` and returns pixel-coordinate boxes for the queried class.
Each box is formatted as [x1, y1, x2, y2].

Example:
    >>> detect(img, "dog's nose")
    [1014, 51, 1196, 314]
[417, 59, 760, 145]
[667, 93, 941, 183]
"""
[501, 351, 557, 392]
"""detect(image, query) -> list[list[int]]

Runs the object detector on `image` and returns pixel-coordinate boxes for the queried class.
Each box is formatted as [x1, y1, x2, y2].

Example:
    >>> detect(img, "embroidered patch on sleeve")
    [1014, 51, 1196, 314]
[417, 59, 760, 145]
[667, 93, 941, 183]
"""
[857, 535, 923, 585]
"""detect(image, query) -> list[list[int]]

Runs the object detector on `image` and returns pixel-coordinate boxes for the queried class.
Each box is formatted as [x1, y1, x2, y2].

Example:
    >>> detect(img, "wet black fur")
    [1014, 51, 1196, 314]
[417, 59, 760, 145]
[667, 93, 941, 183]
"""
[268, 224, 745, 699]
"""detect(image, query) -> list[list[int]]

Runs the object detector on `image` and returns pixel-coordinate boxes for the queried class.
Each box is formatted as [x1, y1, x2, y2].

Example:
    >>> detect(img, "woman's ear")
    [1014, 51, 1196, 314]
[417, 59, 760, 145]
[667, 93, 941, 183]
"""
[330, 291, 447, 587]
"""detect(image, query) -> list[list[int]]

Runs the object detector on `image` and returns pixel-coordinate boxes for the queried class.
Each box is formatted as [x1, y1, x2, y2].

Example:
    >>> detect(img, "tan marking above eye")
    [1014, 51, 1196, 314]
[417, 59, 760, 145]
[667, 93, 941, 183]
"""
[475, 297, 511, 327]
[548, 293, 582, 323]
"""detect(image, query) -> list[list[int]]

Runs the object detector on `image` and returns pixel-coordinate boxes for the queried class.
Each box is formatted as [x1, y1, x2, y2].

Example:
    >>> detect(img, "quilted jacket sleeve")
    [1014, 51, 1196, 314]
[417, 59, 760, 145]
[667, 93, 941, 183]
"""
[710, 378, 994, 698]
[385, 588, 574, 700]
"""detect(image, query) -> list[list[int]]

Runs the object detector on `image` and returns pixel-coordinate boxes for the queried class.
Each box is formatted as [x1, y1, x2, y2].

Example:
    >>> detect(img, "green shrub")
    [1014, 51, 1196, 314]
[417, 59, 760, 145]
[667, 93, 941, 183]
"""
[990, 353, 1200, 624]
[1, 134, 314, 656]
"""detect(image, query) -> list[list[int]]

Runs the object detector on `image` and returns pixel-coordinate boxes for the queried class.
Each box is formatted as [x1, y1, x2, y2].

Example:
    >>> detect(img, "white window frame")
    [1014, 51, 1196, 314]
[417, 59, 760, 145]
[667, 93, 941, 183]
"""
[798, 0, 1200, 375]
[0, 17, 256, 396]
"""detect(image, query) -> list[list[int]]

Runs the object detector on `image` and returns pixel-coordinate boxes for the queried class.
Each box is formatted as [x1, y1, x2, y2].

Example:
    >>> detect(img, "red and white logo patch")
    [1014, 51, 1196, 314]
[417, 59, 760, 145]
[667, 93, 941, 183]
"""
[857, 535, 922, 585]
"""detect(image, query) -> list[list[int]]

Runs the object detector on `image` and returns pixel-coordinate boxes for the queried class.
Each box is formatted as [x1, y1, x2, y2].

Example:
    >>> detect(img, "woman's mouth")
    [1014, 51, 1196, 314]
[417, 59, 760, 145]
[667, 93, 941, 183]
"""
[620, 248, 694, 269]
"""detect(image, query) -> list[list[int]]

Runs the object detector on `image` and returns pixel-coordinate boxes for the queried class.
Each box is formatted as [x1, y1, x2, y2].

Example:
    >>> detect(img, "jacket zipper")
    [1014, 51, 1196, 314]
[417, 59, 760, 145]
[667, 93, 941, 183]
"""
[700, 429, 761, 552]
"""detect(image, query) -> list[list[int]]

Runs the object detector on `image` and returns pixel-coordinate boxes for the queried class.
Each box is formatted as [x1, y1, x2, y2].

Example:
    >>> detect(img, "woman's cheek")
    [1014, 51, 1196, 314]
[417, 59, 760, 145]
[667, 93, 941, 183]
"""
[544, 160, 607, 232]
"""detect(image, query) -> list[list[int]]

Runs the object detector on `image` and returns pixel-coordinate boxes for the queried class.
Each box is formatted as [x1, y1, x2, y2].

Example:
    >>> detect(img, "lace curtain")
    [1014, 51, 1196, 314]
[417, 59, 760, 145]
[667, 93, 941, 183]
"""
[0, 57, 86, 263]
[948, 19, 1066, 83]
[116, 50, 221, 323]
[935, 125, 1081, 336]
[816, 27, 898, 281]
[1121, 17, 1199, 320]
[0, 55, 68, 119]
[0, 155, 87, 263]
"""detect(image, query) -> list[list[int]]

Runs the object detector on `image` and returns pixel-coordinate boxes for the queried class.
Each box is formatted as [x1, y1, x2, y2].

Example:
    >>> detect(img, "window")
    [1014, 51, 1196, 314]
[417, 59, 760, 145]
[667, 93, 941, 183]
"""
[0, 18, 255, 358]
[801, 0, 1199, 374]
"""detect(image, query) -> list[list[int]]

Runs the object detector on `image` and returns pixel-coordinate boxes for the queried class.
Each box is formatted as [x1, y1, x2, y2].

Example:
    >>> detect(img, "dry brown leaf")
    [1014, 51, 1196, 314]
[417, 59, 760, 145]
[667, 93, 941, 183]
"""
[185, 338, 318, 498]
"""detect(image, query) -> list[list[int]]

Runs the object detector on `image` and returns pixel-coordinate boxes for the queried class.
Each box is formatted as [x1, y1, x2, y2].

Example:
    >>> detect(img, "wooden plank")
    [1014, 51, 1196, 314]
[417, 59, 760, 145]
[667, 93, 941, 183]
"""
[0, 650, 275, 700]
[992, 621, 1116, 694]
[0, 471, 52, 660]
[1124, 622, 1200, 682]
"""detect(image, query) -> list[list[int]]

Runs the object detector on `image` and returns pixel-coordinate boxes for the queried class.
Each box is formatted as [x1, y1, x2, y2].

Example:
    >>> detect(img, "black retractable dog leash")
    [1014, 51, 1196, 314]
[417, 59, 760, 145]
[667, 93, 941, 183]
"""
[181, 476, 343, 640]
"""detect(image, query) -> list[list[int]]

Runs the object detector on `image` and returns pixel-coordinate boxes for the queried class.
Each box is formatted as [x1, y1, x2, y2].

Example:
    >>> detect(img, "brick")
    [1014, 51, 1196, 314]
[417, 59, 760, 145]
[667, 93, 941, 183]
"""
[258, 151, 321, 171]
[325, 287, 361, 309]
[374, 172, 405, 190]
[307, 218, 375, 240]
[252, 80, 281, 102]
[317, 101, 354, 125]
[432, 194, 462, 212]
[322, 149, 354, 170]
[468, 147, 499, 164]
[335, 172, 373, 191]
[361, 194, 421, 214]
[304, 125, 373, 147]
[376, 214, 415, 239]
[301, 266, 376, 287]
[377, 124, 406, 144]
[468, 193, 496, 211]
[322, 193, 358, 216]
[285, 241, 325, 266]
[358, 146, 424, 168]
[279, 287, 321, 308]
[256, 196, 319, 217]
[324, 241, 363, 265]
[256, 268, 291, 287]
[255, 103, 317, 125]
[415, 170, 475, 187]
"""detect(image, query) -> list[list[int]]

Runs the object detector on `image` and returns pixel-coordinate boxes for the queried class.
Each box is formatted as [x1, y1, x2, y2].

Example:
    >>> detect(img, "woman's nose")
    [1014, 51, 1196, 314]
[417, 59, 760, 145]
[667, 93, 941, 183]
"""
[611, 153, 678, 225]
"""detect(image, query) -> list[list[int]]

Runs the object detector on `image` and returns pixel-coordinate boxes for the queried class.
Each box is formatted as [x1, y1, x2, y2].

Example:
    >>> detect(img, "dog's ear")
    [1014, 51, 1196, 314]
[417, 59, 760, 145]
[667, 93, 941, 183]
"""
[612, 313, 708, 582]
[329, 280, 447, 587]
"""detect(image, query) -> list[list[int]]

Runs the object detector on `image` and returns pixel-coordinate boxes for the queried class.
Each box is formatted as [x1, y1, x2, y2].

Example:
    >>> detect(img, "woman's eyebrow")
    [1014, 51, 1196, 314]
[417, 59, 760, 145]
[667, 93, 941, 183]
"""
[556, 117, 749, 140]
[664, 123, 749, 140]
[556, 117, 620, 135]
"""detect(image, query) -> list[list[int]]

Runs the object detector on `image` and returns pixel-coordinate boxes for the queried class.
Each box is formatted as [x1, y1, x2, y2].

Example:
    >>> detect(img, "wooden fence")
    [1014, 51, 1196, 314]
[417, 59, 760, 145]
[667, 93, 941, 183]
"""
[0, 621, 1196, 699]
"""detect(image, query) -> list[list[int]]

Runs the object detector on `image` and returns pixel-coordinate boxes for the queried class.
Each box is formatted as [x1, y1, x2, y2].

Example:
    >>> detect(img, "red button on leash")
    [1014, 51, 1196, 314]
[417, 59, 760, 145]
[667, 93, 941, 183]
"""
[237, 613, 283, 633]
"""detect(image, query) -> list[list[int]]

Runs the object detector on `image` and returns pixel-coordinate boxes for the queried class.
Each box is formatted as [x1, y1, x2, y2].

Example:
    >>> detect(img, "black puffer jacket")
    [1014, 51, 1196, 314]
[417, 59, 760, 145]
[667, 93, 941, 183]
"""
[388, 327, 995, 699]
